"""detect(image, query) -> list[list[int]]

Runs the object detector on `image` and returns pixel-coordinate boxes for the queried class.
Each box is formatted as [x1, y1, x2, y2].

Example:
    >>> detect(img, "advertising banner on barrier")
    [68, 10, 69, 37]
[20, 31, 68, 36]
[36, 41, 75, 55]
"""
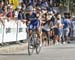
[0, 22, 4, 43]
[3, 20, 17, 42]
[17, 20, 27, 41]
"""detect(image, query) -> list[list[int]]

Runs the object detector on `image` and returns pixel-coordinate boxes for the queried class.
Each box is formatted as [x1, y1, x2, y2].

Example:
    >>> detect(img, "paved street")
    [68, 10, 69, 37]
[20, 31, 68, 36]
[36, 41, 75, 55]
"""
[0, 44, 75, 60]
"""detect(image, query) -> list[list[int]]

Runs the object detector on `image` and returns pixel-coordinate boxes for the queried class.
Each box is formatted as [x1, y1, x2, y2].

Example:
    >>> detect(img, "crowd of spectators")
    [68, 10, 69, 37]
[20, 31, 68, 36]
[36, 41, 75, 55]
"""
[0, 0, 75, 46]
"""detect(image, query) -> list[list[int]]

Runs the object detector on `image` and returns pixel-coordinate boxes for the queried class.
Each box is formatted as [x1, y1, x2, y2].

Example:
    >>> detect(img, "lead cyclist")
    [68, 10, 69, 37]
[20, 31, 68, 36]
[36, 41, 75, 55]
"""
[25, 6, 41, 46]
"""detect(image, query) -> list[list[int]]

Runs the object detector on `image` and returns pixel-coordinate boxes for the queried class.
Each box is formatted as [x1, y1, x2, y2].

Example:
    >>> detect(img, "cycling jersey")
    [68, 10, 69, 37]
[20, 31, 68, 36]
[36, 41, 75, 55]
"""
[26, 12, 40, 30]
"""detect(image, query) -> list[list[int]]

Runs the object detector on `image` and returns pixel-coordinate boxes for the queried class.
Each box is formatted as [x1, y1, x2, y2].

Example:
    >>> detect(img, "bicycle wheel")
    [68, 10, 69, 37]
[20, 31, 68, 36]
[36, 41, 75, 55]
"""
[36, 40, 41, 54]
[28, 37, 34, 55]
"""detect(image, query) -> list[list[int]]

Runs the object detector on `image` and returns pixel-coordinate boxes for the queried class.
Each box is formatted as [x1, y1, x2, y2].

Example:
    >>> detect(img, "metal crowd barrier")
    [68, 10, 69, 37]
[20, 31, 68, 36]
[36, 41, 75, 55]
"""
[0, 19, 27, 43]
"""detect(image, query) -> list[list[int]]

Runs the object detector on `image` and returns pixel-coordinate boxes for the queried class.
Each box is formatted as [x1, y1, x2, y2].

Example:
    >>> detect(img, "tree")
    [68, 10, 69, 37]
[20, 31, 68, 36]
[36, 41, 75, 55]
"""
[59, 0, 75, 14]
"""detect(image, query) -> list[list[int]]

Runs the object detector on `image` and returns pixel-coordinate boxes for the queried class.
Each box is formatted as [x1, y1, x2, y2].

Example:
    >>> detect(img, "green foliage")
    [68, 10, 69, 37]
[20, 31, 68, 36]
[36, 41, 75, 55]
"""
[59, 0, 75, 14]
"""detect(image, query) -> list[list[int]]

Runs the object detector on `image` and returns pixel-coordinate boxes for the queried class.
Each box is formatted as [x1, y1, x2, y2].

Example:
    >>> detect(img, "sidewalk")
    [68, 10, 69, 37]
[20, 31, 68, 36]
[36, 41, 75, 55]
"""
[0, 43, 28, 54]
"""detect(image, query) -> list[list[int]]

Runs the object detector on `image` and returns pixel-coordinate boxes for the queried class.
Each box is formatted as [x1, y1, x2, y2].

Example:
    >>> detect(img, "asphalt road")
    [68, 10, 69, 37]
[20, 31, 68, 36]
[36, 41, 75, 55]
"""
[0, 44, 75, 60]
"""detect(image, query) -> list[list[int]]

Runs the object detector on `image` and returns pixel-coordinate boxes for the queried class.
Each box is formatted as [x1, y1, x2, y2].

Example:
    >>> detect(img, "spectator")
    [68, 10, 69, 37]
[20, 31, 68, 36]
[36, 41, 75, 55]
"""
[14, 8, 19, 19]
[7, 4, 14, 19]
[54, 13, 63, 45]
[18, 9, 23, 20]
[0, 1, 3, 17]
[70, 16, 75, 40]
[63, 13, 71, 44]
[41, 0, 49, 8]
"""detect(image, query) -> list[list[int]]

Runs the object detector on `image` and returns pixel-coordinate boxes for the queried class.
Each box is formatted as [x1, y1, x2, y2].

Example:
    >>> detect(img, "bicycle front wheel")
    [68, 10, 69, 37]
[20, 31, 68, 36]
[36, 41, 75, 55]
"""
[36, 40, 41, 54]
[28, 38, 34, 55]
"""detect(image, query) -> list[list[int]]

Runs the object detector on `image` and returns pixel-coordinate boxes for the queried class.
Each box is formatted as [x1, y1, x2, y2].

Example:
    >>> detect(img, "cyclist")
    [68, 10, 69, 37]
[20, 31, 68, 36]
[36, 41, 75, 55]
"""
[25, 6, 40, 44]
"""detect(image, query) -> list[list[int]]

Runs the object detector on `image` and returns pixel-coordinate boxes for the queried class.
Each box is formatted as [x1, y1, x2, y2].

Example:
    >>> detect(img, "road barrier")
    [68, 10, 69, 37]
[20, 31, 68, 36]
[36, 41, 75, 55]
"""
[0, 21, 4, 43]
[0, 19, 27, 43]
[17, 20, 27, 41]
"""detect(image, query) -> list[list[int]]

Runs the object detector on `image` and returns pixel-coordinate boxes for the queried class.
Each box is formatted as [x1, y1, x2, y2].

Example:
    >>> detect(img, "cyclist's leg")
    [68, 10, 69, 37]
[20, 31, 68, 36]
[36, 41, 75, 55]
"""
[36, 28, 41, 39]
[29, 23, 33, 38]
[34, 20, 42, 45]
[37, 20, 42, 40]
[34, 20, 40, 39]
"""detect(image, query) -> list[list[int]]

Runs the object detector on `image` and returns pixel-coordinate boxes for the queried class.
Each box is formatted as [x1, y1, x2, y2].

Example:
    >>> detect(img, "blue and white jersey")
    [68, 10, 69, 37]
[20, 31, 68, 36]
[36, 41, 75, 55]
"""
[26, 13, 37, 21]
